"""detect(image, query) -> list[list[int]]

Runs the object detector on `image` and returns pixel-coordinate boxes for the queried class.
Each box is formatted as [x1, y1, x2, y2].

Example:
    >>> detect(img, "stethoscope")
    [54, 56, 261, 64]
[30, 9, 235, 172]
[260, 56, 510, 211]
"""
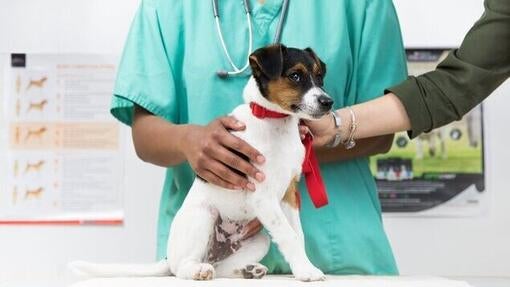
[213, 0, 290, 78]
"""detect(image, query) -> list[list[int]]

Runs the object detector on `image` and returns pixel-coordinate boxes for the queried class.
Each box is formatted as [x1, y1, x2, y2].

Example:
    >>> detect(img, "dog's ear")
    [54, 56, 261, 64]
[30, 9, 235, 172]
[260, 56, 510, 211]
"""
[249, 44, 287, 79]
[304, 47, 326, 75]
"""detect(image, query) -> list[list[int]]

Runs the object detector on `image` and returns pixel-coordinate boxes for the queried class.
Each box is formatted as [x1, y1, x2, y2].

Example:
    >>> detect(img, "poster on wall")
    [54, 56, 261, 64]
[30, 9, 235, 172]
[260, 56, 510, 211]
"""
[372, 49, 486, 217]
[0, 54, 124, 225]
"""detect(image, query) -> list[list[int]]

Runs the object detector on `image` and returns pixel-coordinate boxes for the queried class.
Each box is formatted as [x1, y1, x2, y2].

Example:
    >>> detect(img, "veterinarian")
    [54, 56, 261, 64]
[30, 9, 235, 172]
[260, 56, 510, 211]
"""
[305, 0, 510, 146]
[111, 0, 407, 275]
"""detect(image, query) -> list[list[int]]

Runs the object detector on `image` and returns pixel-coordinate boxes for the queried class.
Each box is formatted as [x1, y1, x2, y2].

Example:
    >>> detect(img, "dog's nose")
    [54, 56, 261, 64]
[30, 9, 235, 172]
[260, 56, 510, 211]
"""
[317, 95, 333, 109]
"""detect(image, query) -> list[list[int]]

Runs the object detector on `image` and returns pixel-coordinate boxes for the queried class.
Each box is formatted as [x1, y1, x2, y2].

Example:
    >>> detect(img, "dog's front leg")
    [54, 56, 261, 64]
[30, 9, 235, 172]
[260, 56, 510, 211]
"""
[281, 201, 304, 245]
[249, 195, 325, 282]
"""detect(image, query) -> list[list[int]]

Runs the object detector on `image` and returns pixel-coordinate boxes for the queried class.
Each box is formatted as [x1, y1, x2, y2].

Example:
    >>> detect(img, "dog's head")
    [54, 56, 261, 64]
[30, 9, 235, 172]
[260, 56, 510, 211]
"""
[249, 44, 333, 119]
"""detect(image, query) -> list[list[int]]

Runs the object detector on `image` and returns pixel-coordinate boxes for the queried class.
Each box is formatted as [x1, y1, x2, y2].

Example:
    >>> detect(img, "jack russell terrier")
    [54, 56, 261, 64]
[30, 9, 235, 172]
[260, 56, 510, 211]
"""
[70, 44, 333, 282]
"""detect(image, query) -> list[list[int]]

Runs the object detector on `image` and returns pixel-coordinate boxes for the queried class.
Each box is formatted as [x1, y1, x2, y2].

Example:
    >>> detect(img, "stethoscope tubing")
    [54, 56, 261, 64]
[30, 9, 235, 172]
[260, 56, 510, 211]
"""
[273, 0, 289, 44]
[213, 0, 289, 78]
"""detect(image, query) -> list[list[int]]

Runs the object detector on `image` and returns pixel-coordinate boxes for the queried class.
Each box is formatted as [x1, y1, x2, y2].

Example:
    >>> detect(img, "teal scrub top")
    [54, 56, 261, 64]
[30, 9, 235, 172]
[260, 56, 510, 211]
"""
[111, 0, 407, 275]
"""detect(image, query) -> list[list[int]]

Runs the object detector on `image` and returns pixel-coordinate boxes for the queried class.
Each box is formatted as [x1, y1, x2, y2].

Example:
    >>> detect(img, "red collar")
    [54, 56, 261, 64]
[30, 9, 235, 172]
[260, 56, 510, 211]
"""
[249, 102, 289, 119]
[249, 102, 329, 208]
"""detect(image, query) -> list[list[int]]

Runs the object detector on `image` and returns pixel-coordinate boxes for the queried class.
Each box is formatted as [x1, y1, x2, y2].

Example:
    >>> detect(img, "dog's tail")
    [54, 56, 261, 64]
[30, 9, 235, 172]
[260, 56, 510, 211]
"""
[68, 260, 171, 277]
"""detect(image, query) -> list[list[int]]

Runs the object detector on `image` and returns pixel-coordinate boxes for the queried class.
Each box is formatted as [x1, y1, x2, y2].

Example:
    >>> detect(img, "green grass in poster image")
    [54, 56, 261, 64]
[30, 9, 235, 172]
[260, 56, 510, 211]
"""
[372, 50, 483, 178]
[370, 128, 482, 177]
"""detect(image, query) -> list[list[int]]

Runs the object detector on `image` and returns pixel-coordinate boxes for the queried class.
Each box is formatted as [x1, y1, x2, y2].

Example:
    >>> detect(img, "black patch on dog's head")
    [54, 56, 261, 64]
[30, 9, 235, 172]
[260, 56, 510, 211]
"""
[249, 44, 285, 82]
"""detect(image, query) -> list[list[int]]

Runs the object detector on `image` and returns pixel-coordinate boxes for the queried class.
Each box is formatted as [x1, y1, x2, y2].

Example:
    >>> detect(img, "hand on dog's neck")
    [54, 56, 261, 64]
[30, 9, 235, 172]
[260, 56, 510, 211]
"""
[243, 77, 293, 116]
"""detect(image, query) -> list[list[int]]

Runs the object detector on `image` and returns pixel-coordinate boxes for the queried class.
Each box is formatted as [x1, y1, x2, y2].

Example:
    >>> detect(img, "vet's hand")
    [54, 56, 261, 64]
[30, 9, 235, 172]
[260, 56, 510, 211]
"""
[241, 219, 263, 240]
[301, 114, 336, 147]
[182, 116, 266, 191]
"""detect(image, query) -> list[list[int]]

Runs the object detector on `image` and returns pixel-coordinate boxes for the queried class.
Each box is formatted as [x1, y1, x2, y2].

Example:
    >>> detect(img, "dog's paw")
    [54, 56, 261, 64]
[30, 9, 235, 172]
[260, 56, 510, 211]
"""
[191, 263, 215, 281]
[240, 263, 268, 279]
[293, 264, 325, 282]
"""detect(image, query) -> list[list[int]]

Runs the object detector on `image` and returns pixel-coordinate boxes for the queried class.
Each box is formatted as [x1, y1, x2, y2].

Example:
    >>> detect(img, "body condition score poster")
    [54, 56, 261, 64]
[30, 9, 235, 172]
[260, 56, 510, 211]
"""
[0, 54, 124, 225]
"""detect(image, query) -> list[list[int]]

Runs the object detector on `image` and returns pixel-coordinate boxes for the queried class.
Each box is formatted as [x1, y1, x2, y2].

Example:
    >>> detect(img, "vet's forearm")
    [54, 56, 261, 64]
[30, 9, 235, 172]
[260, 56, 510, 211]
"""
[315, 134, 394, 163]
[132, 106, 190, 167]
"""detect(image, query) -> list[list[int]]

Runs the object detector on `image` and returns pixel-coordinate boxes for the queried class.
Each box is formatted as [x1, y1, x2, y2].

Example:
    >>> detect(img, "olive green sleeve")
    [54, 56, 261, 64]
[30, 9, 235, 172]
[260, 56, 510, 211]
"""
[387, 0, 510, 138]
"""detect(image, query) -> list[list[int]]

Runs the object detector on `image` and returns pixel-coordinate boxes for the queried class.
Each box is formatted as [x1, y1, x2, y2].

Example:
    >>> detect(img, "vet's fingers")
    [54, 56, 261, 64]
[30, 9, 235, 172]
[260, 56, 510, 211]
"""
[199, 169, 240, 191]
[246, 218, 261, 230]
[301, 119, 313, 125]
[221, 133, 266, 165]
[212, 146, 264, 183]
[207, 160, 255, 192]
[242, 219, 263, 240]
[299, 125, 311, 140]
[219, 116, 246, 131]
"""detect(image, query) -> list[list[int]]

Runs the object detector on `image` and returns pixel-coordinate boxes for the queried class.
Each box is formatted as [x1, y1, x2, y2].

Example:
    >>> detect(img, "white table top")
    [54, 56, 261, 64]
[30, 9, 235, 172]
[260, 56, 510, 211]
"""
[455, 277, 510, 287]
[1, 276, 509, 287]
[2, 276, 509, 287]
[70, 276, 473, 287]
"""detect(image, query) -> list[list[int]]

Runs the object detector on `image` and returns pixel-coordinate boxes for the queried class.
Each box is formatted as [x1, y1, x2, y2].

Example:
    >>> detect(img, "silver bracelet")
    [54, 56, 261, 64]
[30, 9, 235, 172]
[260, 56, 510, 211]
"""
[344, 107, 357, 149]
[326, 111, 342, 148]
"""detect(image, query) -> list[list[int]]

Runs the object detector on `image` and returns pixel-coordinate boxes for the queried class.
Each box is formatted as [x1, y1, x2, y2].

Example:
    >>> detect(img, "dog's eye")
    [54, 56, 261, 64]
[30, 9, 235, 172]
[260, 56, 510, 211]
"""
[288, 72, 301, 82]
[316, 74, 323, 85]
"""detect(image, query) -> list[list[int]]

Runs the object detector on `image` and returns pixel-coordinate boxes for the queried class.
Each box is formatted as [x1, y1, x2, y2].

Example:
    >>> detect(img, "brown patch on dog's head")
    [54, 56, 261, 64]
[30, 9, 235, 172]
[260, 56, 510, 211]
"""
[249, 45, 333, 119]
[266, 78, 301, 111]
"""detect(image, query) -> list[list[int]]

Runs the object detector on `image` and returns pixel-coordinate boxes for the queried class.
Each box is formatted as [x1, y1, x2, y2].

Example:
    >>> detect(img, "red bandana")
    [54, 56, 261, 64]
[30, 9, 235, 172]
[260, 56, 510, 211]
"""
[249, 102, 329, 208]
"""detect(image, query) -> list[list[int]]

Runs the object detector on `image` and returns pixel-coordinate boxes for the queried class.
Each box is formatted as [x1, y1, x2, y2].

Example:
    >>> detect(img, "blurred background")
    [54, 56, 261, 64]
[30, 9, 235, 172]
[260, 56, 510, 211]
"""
[0, 0, 509, 285]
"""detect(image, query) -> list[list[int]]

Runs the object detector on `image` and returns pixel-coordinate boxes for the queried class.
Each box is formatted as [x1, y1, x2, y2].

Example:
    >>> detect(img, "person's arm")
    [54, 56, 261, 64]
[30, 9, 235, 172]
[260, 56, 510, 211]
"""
[132, 106, 266, 191]
[303, 107, 396, 162]
[389, 0, 510, 138]
[132, 106, 188, 166]
[111, 2, 267, 192]
[307, 0, 510, 145]
[302, 93, 410, 147]
[314, 135, 394, 163]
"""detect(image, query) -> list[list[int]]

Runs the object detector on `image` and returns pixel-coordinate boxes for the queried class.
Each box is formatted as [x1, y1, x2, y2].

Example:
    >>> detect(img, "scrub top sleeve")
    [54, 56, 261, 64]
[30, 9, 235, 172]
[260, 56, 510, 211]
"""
[111, 0, 179, 126]
[353, 0, 407, 105]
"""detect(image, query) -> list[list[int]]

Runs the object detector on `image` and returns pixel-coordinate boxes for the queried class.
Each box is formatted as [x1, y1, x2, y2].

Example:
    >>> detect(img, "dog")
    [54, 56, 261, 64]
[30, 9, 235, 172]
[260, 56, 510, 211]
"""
[24, 160, 46, 174]
[27, 99, 49, 113]
[24, 127, 47, 142]
[70, 44, 333, 281]
[24, 187, 44, 200]
[26, 76, 48, 90]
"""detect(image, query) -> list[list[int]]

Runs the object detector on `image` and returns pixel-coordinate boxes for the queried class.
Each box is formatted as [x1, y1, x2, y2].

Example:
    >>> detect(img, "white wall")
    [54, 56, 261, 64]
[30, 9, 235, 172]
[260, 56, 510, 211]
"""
[0, 0, 165, 282]
[394, 0, 484, 47]
[1, 0, 509, 282]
